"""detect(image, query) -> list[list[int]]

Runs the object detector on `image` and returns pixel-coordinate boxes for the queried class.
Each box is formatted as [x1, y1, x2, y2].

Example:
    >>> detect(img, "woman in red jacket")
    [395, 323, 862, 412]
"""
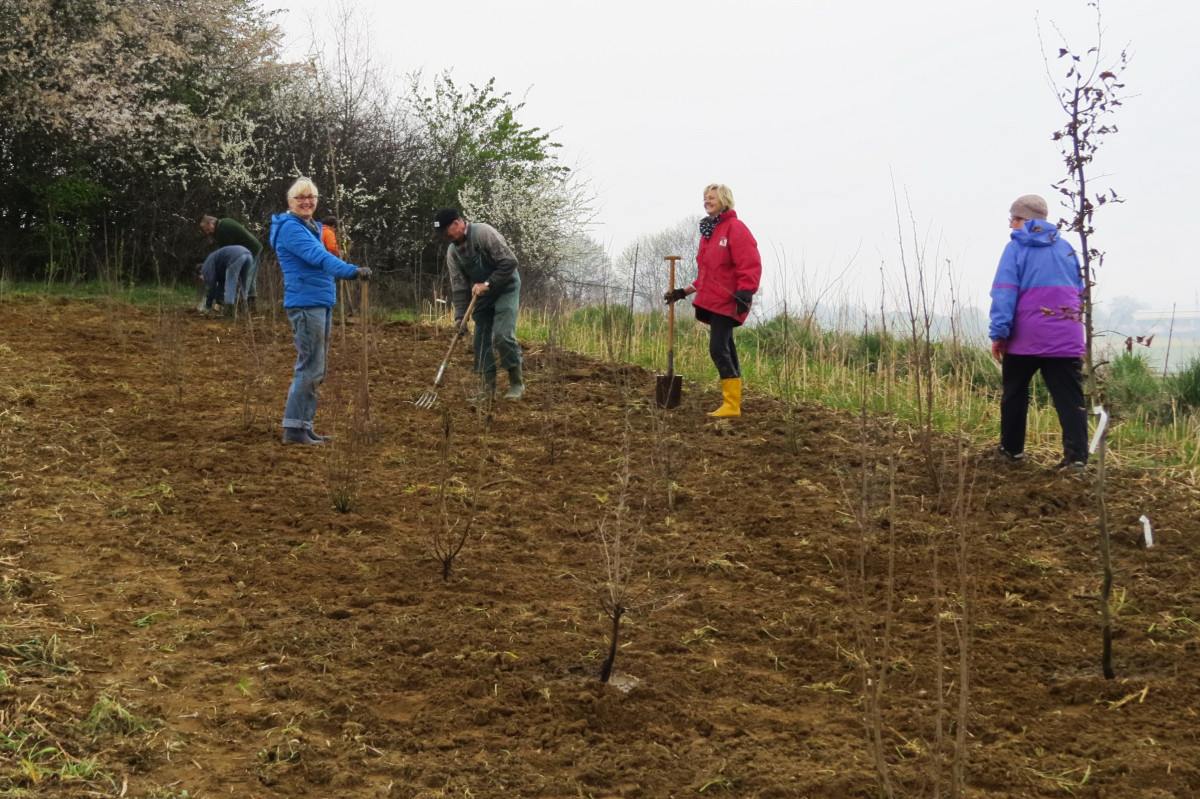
[664, 184, 762, 416]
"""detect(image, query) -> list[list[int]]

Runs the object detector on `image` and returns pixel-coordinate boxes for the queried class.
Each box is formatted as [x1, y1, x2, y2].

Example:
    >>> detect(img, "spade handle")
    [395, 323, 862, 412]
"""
[664, 255, 682, 375]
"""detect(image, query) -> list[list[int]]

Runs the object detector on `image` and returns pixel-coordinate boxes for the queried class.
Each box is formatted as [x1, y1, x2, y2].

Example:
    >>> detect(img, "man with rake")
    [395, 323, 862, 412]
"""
[434, 208, 525, 401]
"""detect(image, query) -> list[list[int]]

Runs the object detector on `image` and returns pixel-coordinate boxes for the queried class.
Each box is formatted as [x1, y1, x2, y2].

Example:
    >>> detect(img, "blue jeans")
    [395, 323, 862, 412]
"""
[223, 251, 253, 307]
[283, 306, 332, 430]
[244, 252, 262, 299]
[472, 285, 522, 373]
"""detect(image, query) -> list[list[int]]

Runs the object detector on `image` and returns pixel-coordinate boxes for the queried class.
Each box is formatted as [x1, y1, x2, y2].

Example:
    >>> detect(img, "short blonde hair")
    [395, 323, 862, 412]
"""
[287, 177, 319, 201]
[704, 183, 735, 212]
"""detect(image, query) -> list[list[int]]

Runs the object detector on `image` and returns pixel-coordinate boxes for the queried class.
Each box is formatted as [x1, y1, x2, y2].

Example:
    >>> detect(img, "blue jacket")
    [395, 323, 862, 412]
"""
[270, 212, 358, 308]
[988, 220, 1085, 358]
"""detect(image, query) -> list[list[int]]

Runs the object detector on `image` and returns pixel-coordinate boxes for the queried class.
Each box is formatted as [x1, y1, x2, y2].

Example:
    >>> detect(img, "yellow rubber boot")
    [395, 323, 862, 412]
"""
[708, 377, 742, 417]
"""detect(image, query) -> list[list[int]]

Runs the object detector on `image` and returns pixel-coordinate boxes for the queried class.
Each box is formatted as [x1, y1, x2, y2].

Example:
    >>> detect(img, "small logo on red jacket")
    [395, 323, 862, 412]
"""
[719, 238, 728, 247]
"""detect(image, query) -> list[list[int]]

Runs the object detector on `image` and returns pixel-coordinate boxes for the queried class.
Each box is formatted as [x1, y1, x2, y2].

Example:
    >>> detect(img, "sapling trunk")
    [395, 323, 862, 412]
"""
[432, 406, 473, 581]
[598, 604, 624, 683]
[1042, 5, 1127, 679]
[1097, 433, 1115, 679]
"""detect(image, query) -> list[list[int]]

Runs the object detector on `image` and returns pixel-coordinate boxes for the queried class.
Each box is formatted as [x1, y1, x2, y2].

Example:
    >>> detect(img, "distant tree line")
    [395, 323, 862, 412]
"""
[0, 0, 602, 307]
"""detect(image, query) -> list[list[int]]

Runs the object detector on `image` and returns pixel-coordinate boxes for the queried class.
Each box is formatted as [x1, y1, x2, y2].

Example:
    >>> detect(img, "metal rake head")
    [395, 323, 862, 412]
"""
[415, 389, 438, 409]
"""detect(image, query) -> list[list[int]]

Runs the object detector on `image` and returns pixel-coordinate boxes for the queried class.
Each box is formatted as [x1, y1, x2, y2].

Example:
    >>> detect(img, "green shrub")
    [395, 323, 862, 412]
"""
[747, 313, 821, 360]
[569, 303, 634, 330]
[1167, 357, 1200, 412]
[943, 344, 1003, 394]
[1104, 352, 1168, 422]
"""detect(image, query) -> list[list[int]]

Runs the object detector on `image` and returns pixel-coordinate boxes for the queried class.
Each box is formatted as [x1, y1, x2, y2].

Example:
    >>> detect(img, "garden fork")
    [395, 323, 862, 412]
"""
[415, 293, 477, 409]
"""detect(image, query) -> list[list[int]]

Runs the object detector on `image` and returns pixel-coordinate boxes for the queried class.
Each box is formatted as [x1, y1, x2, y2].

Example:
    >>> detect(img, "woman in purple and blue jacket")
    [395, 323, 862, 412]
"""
[988, 194, 1088, 473]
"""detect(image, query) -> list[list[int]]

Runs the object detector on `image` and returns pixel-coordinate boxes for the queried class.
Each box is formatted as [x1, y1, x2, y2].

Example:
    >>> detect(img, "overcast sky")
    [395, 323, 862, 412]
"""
[262, 0, 1199, 319]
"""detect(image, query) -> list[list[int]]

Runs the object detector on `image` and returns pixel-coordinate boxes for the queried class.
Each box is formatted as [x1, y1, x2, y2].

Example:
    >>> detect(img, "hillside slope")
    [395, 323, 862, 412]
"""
[2, 297, 1198, 798]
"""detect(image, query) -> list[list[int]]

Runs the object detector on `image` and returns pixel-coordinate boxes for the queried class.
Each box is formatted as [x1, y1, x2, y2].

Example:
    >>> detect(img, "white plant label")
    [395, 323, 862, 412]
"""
[1139, 514, 1154, 548]
[1090, 406, 1109, 454]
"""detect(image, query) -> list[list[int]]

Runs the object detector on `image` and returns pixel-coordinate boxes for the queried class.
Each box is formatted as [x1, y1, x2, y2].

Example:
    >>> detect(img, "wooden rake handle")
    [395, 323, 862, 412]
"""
[433, 293, 479, 386]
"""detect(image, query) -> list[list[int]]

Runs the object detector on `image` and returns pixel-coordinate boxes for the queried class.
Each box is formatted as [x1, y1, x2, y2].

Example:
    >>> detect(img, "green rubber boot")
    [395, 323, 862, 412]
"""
[504, 365, 525, 399]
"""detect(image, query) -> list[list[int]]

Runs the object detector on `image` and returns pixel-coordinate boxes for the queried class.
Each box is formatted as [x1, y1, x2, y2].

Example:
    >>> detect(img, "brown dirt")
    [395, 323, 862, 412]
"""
[2, 296, 1200, 799]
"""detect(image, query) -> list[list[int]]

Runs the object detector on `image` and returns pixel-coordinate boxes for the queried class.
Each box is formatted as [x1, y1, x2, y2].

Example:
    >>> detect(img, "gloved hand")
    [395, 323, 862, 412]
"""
[454, 317, 468, 333]
[663, 288, 687, 304]
[355, 267, 372, 281]
[735, 290, 753, 315]
[991, 339, 1008, 363]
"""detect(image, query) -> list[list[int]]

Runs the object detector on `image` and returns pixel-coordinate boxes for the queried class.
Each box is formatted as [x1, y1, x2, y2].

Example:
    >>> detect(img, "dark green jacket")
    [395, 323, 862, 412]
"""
[214, 218, 263, 258]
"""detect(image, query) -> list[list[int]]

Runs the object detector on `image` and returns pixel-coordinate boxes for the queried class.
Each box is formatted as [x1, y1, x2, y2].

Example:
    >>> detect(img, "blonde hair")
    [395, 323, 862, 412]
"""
[287, 177, 319, 201]
[704, 183, 735, 212]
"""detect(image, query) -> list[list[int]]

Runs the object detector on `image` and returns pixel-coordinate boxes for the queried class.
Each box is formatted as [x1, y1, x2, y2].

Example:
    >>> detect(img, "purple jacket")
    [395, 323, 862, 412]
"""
[988, 220, 1084, 357]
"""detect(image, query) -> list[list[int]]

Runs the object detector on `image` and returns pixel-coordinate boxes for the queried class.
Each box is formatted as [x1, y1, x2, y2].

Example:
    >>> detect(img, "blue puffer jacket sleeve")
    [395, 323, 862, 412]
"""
[270, 213, 359, 308]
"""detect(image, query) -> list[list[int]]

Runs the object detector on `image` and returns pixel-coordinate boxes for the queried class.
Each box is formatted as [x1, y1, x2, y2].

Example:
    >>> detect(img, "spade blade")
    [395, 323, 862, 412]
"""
[655, 373, 682, 409]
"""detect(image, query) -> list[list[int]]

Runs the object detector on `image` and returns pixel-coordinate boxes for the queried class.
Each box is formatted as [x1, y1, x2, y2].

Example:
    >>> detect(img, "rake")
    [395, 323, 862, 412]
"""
[415, 293, 477, 409]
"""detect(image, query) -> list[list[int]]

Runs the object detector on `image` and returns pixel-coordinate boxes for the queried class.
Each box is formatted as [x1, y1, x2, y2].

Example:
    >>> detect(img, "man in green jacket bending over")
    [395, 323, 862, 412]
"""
[433, 208, 524, 400]
[200, 215, 264, 312]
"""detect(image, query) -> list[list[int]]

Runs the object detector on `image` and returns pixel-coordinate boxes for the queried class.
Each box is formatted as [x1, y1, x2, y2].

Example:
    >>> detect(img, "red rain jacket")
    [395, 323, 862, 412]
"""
[691, 209, 762, 326]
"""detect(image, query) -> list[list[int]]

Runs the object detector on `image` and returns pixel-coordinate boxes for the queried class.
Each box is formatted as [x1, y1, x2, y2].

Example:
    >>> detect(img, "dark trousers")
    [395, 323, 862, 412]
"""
[1000, 354, 1088, 462]
[708, 313, 741, 380]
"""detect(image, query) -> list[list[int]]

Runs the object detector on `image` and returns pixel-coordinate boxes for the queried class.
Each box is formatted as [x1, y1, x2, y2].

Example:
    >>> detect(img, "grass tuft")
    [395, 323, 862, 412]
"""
[80, 694, 158, 735]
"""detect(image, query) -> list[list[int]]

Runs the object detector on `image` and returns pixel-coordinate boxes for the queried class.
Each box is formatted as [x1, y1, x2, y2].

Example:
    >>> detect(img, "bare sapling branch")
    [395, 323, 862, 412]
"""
[945, 266, 976, 797]
[646, 399, 683, 513]
[624, 244, 639, 362]
[322, 372, 359, 513]
[538, 300, 569, 464]
[432, 405, 480, 582]
[593, 408, 682, 683]
[835, 358, 896, 799]
[239, 308, 266, 429]
[156, 304, 184, 404]
[891, 179, 942, 494]
[1041, 0, 1128, 680]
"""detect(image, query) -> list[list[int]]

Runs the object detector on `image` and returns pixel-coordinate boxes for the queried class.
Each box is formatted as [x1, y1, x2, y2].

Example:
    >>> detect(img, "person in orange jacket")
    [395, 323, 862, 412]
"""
[320, 216, 341, 256]
[663, 183, 762, 416]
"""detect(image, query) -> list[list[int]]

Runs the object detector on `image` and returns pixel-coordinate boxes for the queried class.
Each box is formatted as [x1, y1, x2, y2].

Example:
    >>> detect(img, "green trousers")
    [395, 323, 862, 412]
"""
[472, 285, 522, 374]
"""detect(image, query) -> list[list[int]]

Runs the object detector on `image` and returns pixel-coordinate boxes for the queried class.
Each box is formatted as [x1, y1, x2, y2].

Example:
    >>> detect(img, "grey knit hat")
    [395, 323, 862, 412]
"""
[1010, 194, 1049, 221]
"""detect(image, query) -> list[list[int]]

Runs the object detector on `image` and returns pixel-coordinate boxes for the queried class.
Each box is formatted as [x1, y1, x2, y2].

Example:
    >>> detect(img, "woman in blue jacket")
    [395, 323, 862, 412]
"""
[270, 177, 371, 445]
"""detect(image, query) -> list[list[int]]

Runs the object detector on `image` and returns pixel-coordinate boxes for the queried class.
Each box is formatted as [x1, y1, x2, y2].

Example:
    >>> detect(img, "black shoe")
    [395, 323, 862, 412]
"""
[282, 427, 321, 445]
[307, 429, 332, 443]
[993, 446, 1026, 464]
[1056, 459, 1086, 474]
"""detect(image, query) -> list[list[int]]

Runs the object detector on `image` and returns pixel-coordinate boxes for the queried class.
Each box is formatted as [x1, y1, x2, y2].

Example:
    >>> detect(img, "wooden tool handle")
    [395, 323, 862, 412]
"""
[664, 255, 681, 373]
[439, 293, 478, 364]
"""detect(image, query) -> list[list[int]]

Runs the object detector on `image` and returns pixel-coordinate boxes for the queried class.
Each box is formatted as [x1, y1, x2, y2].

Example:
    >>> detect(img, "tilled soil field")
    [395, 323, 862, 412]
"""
[2, 295, 1200, 799]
